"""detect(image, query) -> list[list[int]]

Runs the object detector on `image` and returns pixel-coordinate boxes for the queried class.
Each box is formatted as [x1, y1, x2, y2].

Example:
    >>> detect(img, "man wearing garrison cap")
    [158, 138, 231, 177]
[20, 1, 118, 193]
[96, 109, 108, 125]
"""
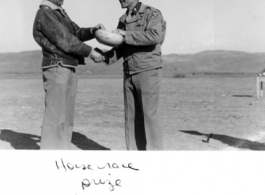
[33, 0, 105, 149]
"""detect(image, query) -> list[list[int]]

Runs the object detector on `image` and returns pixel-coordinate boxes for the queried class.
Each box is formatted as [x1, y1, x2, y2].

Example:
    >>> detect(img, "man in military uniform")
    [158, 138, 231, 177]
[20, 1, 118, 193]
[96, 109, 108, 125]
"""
[33, 0, 105, 149]
[97, 0, 166, 150]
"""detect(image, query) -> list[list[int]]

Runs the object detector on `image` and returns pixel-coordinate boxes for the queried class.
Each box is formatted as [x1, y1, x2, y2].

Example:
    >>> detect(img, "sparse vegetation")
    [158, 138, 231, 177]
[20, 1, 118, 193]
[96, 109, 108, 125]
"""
[173, 73, 186, 78]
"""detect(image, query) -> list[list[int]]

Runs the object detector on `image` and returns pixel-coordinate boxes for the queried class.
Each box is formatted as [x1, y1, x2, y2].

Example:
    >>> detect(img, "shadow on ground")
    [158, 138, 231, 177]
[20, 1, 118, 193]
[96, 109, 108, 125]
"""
[0, 129, 110, 150]
[231, 95, 253, 98]
[0, 129, 40, 149]
[180, 130, 265, 151]
[72, 132, 110, 150]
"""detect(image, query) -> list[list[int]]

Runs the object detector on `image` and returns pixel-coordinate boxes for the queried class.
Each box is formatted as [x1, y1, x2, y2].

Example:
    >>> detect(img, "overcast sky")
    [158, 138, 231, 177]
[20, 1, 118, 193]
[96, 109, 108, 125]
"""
[0, 0, 265, 54]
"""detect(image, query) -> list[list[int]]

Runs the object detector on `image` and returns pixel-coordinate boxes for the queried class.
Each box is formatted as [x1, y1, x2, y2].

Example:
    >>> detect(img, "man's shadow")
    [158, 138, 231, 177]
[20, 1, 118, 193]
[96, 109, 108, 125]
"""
[180, 130, 265, 150]
[72, 132, 110, 150]
[0, 129, 110, 150]
[0, 129, 40, 149]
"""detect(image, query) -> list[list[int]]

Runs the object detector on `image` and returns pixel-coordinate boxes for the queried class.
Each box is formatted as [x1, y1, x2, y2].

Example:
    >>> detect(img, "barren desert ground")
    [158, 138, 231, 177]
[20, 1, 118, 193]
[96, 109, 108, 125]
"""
[1, 75, 265, 150]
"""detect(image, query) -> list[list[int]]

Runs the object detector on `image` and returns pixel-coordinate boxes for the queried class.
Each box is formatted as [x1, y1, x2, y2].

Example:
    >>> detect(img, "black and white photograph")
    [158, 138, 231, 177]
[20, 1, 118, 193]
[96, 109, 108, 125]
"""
[1, 0, 265, 194]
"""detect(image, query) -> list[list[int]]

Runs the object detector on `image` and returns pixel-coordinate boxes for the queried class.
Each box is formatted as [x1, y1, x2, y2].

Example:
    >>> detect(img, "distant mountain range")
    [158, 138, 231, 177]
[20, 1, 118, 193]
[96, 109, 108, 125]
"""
[1, 50, 265, 77]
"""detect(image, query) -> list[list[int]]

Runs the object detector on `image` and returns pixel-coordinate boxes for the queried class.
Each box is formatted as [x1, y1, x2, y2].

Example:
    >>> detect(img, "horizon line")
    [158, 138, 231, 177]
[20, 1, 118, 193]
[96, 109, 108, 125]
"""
[1, 49, 265, 55]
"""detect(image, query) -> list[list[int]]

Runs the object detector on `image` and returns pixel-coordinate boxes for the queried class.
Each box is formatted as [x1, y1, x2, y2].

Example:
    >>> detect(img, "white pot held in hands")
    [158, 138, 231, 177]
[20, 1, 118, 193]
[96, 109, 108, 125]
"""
[95, 29, 123, 47]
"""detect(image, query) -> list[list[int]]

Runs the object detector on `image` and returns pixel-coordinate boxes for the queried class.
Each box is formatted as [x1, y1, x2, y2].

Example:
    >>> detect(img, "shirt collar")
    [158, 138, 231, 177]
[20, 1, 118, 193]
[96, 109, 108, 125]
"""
[40, 0, 62, 10]
[40, 0, 67, 16]
[130, 2, 142, 15]
[119, 2, 146, 23]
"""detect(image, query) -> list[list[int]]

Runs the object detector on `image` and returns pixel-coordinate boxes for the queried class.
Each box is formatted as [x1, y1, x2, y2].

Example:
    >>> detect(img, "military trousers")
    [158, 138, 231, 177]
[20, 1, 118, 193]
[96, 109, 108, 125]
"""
[123, 68, 163, 150]
[41, 65, 77, 150]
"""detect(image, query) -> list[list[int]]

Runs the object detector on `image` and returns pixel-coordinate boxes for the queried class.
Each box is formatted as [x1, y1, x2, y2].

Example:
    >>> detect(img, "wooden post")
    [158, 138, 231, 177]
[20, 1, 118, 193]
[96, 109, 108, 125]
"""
[257, 76, 265, 98]
[261, 80, 264, 98]
[257, 77, 260, 98]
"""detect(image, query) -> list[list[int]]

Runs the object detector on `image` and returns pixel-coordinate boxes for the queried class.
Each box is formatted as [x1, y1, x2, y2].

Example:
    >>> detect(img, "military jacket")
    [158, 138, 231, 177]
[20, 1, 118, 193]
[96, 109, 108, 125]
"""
[105, 2, 166, 74]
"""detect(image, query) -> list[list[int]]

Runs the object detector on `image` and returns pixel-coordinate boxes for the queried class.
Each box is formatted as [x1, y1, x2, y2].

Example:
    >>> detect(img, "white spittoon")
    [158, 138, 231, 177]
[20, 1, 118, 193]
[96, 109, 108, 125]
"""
[95, 29, 123, 47]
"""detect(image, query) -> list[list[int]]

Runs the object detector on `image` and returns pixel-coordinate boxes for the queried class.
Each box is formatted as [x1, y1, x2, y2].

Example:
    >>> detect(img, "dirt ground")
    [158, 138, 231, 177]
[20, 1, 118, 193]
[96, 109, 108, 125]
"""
[1, 75, 265, 150]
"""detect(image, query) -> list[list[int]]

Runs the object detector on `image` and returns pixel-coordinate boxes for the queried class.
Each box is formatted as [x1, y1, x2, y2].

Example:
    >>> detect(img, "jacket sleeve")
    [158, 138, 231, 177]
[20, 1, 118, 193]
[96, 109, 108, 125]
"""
[69, 19, 95, 42]
[39, 9, 92, 57]
[125, 10, 163, 46]
[76, 28, 95, 42]
[104, 47, 123, 65]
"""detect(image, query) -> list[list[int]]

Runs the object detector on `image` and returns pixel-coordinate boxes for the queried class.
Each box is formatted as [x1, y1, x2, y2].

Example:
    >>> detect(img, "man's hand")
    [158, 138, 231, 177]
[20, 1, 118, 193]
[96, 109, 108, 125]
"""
[90, 49, 105, 63]
[91, 24, 106, 35]
[112, 29, 126, 37]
